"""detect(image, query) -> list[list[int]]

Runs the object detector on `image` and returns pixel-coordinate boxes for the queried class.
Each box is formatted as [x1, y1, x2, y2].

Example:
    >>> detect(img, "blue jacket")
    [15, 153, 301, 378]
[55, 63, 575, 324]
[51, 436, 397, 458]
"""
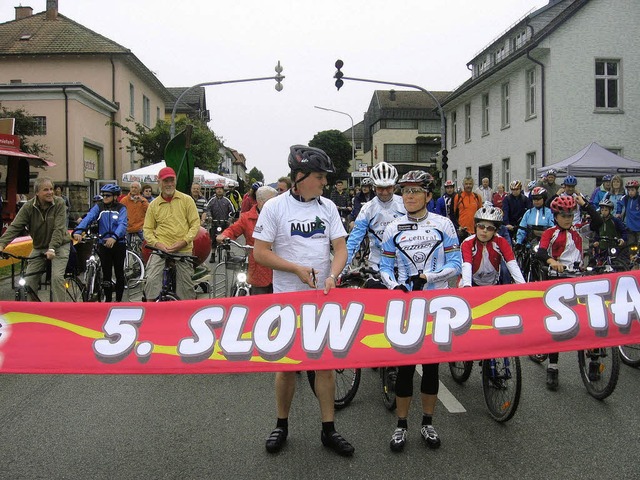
[616, 194, 640, 232]
[74, 201, 128, 244]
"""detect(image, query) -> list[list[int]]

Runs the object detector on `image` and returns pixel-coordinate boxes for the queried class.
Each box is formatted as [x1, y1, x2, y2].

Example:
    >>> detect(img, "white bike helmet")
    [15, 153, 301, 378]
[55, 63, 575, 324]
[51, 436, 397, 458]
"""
[474, 205, 504, 225]
[370, 162, 398, 187]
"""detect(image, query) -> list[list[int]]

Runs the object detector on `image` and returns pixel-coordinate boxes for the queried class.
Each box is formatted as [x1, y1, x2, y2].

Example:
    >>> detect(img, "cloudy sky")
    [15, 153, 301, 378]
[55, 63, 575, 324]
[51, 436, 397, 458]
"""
[2, 0, 542, 182]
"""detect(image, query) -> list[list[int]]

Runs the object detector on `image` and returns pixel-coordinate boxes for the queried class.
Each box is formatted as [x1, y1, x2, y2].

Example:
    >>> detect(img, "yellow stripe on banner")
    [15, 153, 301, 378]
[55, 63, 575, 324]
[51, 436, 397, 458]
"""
[471, 290, 544, 318]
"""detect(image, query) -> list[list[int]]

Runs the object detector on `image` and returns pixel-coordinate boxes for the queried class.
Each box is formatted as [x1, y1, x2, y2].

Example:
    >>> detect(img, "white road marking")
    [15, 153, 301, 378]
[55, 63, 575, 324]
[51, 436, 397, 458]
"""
[416, 364, 467, 414]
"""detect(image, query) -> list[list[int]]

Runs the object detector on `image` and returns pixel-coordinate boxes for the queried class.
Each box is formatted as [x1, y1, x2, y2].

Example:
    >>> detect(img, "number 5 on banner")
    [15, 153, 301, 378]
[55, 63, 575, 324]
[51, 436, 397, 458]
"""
[93, 308, 145, 362]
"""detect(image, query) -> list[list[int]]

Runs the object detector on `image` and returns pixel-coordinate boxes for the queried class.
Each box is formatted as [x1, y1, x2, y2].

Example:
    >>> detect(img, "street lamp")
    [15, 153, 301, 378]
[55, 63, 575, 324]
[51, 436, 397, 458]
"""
[314, 105, 355, 185]
[170, 61, 284, 138]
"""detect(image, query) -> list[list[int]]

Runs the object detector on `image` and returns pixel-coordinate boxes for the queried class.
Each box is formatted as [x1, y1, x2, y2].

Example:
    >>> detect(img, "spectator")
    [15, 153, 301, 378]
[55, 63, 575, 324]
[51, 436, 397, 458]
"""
[190, 182, 208, 221]
[216, 186, 278, 295]
[604, 174, 625, 207]
[54, 185, 72, 228]
[0, 177, 71, 301]
[502, 180, 531, 240]
[276, 176, 291, 194]
[330, 179, 352, 225]
[492, 183, 507, 209]
[435, 180, 456, 220]
[590, 174, 613, 207]
[452, 176, 483, 238]
[475, 177, 493, 204]
[537, 168, 560, 195]
[141, 184, 155, 203]
[143, 167, 201, 300]
[616, 179, 640, 247]
[120, 181, 149, 241]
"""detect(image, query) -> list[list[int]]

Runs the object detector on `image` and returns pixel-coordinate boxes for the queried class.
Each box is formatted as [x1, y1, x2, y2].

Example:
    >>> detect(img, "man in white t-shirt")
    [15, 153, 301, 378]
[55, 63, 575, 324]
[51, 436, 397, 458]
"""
[253, 145, 353, 457]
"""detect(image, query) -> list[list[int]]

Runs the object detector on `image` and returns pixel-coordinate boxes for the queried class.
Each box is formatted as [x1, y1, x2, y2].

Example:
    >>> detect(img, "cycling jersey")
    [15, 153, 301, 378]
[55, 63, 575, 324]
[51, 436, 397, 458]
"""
[345, 194, 405, 271]
[516, 206, 555, 245]
[460, 234, 525, 287]
[379, 212, 461, 291]
[74, 201, 128, 244]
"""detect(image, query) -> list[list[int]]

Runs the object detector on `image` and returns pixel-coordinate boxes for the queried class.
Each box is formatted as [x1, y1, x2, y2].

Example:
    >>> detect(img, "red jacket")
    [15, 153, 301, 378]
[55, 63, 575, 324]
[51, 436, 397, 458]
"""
[221, 205, 272, 287]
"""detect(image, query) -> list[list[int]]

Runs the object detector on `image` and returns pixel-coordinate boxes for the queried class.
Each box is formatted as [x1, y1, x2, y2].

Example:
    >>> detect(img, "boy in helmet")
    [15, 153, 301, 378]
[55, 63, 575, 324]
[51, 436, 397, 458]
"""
[591, 198, 628, 267]
[515, 187, 555, 246]
[616, 180, 640, 247]
[253, 145, 353, 457]
[535, 194, 602, 390]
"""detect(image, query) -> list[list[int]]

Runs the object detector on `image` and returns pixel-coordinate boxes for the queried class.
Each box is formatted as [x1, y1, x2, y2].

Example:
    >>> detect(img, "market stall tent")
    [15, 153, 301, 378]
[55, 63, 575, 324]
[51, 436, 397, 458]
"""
[122, 161, 238, 188]
[537, 142, 640, 177]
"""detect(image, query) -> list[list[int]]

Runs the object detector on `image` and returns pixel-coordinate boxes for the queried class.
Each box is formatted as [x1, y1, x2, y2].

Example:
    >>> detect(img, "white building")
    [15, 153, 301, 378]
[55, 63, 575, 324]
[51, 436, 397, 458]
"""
[442, 0, 640, 192]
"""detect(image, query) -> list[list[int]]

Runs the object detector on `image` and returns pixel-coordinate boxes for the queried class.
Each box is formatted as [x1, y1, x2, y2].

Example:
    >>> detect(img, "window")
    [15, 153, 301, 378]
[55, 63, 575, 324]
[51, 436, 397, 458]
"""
[502, 158, 511, 187]
[501, 83, 510, 128]
[385, 144, 415, 163]
[464, 103, 471, 142]
[515, 30, 527, 49]
[495, 46, 506, 63]
[527, 152, 537, 182]
[482, 93, 490, 135]
[526, 68, 536, 118]
[465, 167, 472, 178]
[451, 110, 457, 147]
[595, 60, 620, 109]
[33, 116, 47, 135]
[142, 95, 151, 126]
[418, 119, 439, 134]
[385, 119, 416, 129]
[129, 83, 135, 117]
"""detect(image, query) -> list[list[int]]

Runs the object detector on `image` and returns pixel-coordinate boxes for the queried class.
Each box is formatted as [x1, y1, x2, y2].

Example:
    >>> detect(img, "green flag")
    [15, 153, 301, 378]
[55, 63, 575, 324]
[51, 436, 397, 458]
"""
[164, 124, 194, 194]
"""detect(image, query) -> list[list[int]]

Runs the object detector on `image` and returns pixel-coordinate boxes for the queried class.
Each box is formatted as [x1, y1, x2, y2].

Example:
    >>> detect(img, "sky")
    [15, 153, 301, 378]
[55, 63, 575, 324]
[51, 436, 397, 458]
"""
[1, 0, 543, 182]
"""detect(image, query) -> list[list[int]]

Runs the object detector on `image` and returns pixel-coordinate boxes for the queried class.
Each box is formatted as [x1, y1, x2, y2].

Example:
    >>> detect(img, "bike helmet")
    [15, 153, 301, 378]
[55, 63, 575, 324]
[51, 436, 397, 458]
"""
[360, 177, 374, 187]
[509, 180, 522, 190]
[530, 186, 547, 199]
[214, 181, 225, 189]
[370, 162, 398, 187]
[550, 195, 577, 214]
[626, 179, 639, 189]
[251, 181, 263, 191]
[546, 168, 557, 176]
[288, 145, 335, 174]
[474, 205, 504, 224]
[443, 180, 455, 187]
[602, 174, 613, 182]
[598, 198, 615, 210]
[527, 180, 538, 191]
[562, 175, 578, 186]
[397, 170, 434, 191]
[100, 184, 121, 195]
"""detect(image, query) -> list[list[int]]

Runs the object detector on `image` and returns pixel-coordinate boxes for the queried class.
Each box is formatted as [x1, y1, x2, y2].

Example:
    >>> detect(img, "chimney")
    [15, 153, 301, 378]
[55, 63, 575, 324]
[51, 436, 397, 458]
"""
[46, 0, 58, 20]
[15, 6, 34, 20]
[389, 89, 396, 101]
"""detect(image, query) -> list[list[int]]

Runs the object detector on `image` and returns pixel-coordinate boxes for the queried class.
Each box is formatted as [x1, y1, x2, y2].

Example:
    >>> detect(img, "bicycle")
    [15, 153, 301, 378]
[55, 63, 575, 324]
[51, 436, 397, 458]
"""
[0, 251, 48, 301]
[143, 245, 198, 301]
[124, 235, 145, 289]
[618, 344, 640, 367]
[586, 236, 628, 274]
[218, 238, 253, 296]
[78, 231, 111, 303]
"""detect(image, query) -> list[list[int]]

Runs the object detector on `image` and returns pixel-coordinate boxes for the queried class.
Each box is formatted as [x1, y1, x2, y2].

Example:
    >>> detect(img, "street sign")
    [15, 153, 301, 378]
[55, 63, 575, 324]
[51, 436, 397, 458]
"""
[351, 171, 370, 178]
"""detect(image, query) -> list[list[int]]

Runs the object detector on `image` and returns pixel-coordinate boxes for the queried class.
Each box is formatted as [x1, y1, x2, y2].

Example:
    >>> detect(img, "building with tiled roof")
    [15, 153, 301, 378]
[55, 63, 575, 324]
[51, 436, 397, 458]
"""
[166, 87, 210, 123]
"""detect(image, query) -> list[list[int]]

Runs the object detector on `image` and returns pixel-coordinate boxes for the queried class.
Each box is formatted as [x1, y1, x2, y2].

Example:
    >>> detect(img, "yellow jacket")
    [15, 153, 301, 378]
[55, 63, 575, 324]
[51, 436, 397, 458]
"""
[143, 190, 200, 253]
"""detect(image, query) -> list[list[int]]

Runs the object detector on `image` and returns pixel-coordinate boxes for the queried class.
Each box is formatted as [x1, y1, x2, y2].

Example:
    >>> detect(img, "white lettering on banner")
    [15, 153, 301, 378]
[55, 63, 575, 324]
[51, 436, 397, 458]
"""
[611, 276, 640, 328]
[575, 279, 610, 334]
[93, 308, 144, 362]
[544, 283, 580, 339]
[219, 306, 253, 359]
[430, 296, 472, 348]
[301, 302, 364, 358]
[178, 306, 225, 362]
[385, 298, 427, 354]
[252, 305, 297, 361]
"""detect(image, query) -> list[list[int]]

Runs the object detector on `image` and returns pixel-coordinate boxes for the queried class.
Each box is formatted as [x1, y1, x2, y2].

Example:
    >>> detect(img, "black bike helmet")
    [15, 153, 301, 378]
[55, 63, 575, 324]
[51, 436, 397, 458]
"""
[288, 145, 335, 174]
[397, 170, 434, 192]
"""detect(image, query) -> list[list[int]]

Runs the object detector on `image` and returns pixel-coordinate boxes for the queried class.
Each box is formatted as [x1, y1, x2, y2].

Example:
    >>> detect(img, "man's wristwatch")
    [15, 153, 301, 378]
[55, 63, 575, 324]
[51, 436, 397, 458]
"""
[329, 274, 337, 282]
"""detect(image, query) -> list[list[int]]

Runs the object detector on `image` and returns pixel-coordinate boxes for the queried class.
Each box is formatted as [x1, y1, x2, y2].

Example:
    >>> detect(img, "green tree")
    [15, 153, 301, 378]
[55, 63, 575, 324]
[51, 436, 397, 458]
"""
[247, 167, 264, 184]
[109, 117, 222, 171]
[0, 105, 50, 157]
[308, 129, 352, 182]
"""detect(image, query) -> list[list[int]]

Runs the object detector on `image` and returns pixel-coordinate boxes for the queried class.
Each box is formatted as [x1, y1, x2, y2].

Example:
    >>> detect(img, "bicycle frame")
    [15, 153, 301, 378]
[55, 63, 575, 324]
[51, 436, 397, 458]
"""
[144, 245, 198, 301]
[0, 251, 46, 301]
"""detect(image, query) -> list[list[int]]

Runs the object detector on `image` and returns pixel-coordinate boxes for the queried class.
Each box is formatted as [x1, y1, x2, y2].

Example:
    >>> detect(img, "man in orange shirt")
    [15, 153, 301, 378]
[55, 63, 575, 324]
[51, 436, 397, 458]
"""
[216, 185, 278, 294]
[120, 181, 149, 241]
[452, 176, 482, 240]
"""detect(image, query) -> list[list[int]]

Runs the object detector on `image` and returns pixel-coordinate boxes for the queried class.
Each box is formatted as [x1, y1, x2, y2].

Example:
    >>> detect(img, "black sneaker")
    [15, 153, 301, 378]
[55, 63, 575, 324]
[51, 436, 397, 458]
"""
[546, 368, 559, 390]
[389, 427, 407, 452]
[420, 425, 441, 449]
[265, 427, 287, 453]
[321, 430, 354, 457]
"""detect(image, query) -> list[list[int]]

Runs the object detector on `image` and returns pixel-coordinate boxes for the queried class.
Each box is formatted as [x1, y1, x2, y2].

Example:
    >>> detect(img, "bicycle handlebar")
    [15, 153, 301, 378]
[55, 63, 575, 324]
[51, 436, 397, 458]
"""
[144, 245, 199, 264]
[0, 251, 46, 261]
[220, 238, 254, 251]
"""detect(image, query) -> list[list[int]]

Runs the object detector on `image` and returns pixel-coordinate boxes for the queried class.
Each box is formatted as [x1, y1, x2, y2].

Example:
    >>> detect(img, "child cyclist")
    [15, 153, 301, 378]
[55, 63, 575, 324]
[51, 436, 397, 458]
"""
[535, 194, 602, 389]
[460, 205, 525, 287]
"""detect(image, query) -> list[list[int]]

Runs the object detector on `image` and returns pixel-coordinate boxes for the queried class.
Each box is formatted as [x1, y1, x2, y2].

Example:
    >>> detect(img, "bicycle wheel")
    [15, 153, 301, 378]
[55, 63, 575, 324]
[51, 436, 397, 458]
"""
[618, 344, 640, 367]
[156, 293, 180, 302]
[306, 369, 361, 410]
[481, 356, 521, 422]
[449, 361, 473, 383]
[64, 275, 84, 302]
[528, 354, 548, 364]
[82, 264, 97, 302]
[15, 287, 27, 301]
[124, 250, 145, 288]
[380, 367, 398, 411]
[577, 348, 620, 400]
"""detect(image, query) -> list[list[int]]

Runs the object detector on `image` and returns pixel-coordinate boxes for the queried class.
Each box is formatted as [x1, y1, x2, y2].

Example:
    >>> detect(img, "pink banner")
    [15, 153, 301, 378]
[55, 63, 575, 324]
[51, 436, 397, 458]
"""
[1, 271, 639, 373]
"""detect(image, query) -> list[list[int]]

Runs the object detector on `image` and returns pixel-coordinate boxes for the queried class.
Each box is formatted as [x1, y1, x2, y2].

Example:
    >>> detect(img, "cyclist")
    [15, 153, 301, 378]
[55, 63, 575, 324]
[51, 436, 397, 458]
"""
[216, 185, 278, 295]
[502, 180, 531, 241]
[452, 176, 483, 239]
[536, 194, 602, 390]
[143, 167, 201, 301]
[73, 184, 128, 302]
[120, 181, 148, 242]
[343, 162, 405, 279]
[515, 187, 555, 246]
[206, 182, 235, 261]
[435, 179, 456, 220]
[350, 177, 375, 224]
[379, 170, 462, 453]
[548, 175, 583, 225]
[241, 181, 262, 213]
[253, 145, 353, 457]
[616, 179, 640, 247]
[591, 198, 628, 265]
[0, 176, 71, 302]
[460, 205, 525, 287]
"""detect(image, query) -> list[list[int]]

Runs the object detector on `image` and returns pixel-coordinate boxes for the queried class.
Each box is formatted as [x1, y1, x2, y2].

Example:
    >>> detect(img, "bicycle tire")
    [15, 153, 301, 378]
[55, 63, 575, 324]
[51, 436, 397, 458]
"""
[306, 369, 361, 410]
[577, 348, 620, 400]
[155, 293, 180, 302]
[481, 356, 521, 422]
[15, 287, 27, 302]
[64, 276, 84, 302]
[618, 344, 640, 367]
[528, 354, 548, 364]
[82, 264, 96, 302]
[124, 250, 145, 288]
[380, 367, 398, 411]
[448, 361, 473, 383]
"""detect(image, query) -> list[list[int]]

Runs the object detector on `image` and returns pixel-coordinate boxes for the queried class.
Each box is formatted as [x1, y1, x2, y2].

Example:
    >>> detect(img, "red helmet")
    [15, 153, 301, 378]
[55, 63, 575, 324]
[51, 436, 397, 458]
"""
[550, 195, 577, 214]
[626, 179, 639, 189]
[530, 186, 547, 199]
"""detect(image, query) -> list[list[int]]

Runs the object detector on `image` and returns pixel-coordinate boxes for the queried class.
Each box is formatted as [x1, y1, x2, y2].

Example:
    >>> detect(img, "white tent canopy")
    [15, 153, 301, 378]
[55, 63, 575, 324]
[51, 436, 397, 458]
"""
[122, 161, 238, 188]
[537, 142, 640, 177]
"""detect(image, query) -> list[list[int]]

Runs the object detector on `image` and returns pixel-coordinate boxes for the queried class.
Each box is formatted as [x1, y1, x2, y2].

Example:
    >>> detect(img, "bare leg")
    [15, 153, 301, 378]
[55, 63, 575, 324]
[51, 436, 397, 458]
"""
[314, 369, 335, 422]
[275, 371, 296, 418]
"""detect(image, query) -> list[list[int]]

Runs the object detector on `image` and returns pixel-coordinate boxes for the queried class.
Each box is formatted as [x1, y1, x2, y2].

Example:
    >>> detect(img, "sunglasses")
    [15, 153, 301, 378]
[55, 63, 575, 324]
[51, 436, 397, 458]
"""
[102, 193, 114, 198]
[476, 223, 497, 232]
[558, 212, 574, 218]
[401, 187, 426, 195]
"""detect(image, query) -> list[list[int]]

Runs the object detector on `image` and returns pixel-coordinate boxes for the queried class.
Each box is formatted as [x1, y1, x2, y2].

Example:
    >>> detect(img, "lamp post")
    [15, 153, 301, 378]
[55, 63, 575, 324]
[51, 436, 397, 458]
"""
[170, 61, 284, 138]
[314, 105, 356, 185]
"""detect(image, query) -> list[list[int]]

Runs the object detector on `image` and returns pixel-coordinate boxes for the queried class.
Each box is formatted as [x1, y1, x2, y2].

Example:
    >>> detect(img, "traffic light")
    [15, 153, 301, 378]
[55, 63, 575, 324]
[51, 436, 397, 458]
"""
[334, 59, 344, 90]
[441, 149, 449, 171]
[435, 150, 443, 171]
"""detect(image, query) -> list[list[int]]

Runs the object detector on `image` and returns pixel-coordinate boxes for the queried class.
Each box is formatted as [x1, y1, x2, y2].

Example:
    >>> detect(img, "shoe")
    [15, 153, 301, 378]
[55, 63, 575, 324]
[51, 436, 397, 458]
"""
[546, 368, 559, 390]
[389, 427, 407, 452]
[321, 430, 354, 457]
[420, 425, 441, 449]
[265, 427, 287, 453]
